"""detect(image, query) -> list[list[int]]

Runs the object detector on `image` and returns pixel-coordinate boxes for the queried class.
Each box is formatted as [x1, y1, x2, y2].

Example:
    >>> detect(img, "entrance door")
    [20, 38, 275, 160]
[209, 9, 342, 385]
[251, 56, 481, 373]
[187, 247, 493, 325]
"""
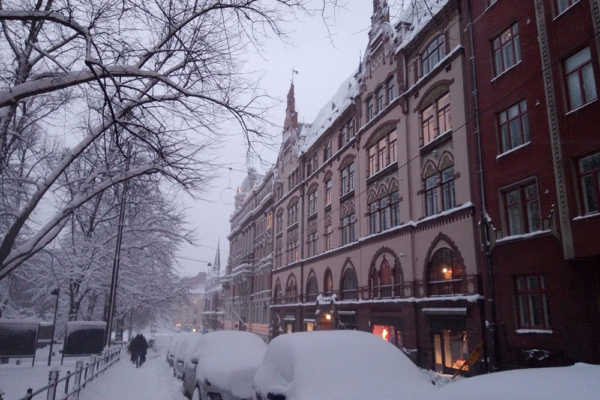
[433, 334, 443, 372]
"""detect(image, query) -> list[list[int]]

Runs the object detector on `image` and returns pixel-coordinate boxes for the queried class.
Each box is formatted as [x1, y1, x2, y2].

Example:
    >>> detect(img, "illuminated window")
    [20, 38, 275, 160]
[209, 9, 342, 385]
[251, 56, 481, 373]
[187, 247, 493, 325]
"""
[427, 247, 465, 296]
[433, 330, 469, 372]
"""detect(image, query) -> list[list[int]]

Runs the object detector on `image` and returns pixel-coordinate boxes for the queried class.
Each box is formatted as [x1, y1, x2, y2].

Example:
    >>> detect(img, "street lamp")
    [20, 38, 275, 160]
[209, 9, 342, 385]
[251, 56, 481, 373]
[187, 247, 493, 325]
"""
[48, 288, 59, 367]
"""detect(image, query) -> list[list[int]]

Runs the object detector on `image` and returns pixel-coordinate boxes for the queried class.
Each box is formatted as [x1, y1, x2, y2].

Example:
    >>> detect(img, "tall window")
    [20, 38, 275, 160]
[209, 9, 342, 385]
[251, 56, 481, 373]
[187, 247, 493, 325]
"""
[306, 274, 319, 302]
[325, 178, 333, 205]
[368, 130, 398, 176]
[308, 190, 317, 216]
[369, 201, 379, 234]
[502, 181, 541, 236]
[498, 100, 529, 153]
[273, 280, 282, 304]
[324, 269, 333, 295]
[307, 232, 318, 257]
[287, 202, 298, 226]
[341, 266, 358, 300]
[367, 97, 375, 121]
[276, 211, 283, 233]
[422, 93, 452, 146]
[441, 166, 456, 211]
[515, 275, 550, 329]
[376, 87, 384, 113]
[286, 275, 297, 303]
[341, 214, 356, 245]
[386, 78, 396, 104]
[324, 225, 333, 251]
[493, 23, 521, 76]
[390, 191, 400, 226]
[275, 238, 283, 268]
[578, 152, 600, 214]
[424, 173, 440, 216]
[341, 162, 355, 195]
[556, 0, 579, 15]
[286, 228, 299, 264]
[564, 47, 597, 110]
[427, 247, 466, 296]
[323, 140, 332, 161]
[422, 35, 446, 75]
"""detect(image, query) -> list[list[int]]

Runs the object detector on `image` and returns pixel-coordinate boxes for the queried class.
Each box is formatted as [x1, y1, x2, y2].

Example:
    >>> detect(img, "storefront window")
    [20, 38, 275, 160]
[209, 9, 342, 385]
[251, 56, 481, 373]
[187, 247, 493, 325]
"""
[372, 324, 403, 348]
[304, 321, 315, 331]
[433, 329, 469, 372]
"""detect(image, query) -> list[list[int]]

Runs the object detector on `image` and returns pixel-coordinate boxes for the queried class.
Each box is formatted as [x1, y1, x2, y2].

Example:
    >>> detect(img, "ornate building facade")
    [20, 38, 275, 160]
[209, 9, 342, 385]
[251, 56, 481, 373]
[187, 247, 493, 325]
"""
[219, 0, 600, 374]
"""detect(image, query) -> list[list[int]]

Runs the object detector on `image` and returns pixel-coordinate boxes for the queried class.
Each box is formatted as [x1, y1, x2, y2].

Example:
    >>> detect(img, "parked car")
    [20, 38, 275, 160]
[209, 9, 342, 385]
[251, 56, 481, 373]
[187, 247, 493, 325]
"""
[438, 362, 600, 400]
[166, 335, 181, 367]
[181, 334, 207, 397]
[173, 333, 197, 379]
[186, 331, 266, 400]
[253, 330, 434, 400]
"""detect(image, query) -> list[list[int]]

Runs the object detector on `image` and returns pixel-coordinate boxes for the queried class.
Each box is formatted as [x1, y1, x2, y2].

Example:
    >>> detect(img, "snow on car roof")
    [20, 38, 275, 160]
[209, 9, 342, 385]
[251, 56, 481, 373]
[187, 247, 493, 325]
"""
[195, 331, 266, 399]
[439, 362, 600, 400]
[253, 330, 434, 400]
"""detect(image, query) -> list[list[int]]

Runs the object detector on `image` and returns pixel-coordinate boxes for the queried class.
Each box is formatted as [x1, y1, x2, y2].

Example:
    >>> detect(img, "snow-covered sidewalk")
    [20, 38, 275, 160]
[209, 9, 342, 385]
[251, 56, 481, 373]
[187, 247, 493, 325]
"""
[79, 351, 185, 400]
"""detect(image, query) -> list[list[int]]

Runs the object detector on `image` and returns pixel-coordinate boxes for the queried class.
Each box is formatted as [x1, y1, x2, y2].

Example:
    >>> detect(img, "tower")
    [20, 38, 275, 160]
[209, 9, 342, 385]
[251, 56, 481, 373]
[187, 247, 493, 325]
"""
[283, 82, 298, 133]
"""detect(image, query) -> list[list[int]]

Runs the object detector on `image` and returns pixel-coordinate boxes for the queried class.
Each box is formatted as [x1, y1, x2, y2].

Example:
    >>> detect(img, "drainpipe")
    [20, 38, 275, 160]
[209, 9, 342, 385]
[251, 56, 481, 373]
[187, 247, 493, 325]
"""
[464, 0, 498, 372]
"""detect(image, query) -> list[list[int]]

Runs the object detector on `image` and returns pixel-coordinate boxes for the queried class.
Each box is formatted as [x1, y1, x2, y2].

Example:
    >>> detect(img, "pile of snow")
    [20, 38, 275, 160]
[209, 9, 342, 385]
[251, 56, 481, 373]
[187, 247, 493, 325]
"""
[253, 330, 434, 400]
[438, 363, 600, 400]
[195, 330, 266, 399]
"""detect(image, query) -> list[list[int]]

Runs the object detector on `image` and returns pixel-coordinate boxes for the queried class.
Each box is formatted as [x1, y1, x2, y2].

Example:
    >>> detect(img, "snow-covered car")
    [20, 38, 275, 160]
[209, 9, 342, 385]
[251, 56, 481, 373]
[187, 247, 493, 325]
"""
[173, 333, 198, 379]
[187, 331, 267, 400]
[181, 334, 207, 397]
[438, 362, 600, 400]
[253, 330, 434, 400]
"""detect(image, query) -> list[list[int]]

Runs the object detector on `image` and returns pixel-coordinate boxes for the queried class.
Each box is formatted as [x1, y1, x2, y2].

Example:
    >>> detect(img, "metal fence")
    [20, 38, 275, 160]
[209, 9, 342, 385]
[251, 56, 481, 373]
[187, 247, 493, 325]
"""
[13, 347, 121, 400]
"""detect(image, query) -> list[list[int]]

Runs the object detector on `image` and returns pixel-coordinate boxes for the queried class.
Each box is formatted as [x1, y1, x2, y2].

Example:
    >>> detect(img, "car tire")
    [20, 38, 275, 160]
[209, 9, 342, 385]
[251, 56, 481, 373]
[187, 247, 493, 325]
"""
[191, 387, 201, 400]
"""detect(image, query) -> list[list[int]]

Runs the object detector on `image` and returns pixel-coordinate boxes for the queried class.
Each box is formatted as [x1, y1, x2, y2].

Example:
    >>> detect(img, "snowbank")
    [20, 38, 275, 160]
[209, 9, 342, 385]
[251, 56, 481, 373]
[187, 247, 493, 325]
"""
[438, 363, 600, 400]
[253, 330, 434, 400]
[195, 330, 266, 399]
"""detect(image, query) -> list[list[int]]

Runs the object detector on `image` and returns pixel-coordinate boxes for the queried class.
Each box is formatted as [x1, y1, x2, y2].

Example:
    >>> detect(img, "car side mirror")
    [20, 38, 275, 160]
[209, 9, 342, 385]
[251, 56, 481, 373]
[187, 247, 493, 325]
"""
[191, 357, 198, 364]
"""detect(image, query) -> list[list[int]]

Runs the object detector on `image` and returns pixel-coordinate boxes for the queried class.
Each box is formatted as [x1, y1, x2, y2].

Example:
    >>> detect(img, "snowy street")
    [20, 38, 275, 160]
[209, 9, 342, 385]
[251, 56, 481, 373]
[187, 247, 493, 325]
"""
[79, 349, 185, 400]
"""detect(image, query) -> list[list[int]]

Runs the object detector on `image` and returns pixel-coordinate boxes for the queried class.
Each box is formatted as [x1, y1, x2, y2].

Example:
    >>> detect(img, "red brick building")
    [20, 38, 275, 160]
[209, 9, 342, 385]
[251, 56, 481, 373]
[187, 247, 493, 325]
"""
[462, 0, 600, 369]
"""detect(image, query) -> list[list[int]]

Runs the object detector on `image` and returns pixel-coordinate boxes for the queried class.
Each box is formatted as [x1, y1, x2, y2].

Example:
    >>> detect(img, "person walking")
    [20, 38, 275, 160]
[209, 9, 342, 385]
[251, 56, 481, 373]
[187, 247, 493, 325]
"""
[138, 334, 148, 366]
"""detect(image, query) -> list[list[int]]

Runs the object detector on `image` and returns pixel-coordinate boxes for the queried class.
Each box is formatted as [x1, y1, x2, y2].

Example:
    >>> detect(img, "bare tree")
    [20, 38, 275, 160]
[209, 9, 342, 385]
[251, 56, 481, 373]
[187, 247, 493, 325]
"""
[0, 0, 337, 280]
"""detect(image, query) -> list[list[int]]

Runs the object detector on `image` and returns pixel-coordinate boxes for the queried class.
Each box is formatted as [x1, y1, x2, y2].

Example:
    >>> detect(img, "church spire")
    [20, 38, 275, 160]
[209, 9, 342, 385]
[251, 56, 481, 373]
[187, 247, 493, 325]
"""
[212, 240, 221, 275]
[283, 81, 298, 132]
[371, 0, 389, 26]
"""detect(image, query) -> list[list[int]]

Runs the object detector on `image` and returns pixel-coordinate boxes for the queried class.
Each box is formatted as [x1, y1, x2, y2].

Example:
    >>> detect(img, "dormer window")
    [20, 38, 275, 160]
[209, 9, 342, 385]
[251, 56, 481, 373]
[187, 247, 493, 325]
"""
[422, 34, 446, 76]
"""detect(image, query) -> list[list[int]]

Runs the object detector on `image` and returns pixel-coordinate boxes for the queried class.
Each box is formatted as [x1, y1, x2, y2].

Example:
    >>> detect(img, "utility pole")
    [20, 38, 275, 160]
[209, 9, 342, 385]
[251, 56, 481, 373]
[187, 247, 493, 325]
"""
[48, 288, 60, 366]
[105, 145, 131, 347]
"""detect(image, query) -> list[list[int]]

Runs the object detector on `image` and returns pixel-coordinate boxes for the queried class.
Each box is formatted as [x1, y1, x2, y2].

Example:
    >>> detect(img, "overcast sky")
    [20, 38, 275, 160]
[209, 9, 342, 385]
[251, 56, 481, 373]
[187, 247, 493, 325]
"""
[174, 1, 378, 277]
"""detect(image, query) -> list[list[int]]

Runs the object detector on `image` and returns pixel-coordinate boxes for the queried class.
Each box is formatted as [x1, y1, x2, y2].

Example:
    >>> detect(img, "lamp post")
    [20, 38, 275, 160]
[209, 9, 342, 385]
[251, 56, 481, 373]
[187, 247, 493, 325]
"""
[48, 288, 59, 367]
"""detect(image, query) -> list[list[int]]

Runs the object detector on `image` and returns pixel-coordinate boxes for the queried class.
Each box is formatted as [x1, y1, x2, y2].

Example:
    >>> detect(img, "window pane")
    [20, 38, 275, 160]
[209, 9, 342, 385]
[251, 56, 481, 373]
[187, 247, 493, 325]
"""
[509, 118, 523, 147]
[507, 189, 523, 235]
[503, 42, 515, 68]
[580, 153, 600, 172]
[568, 72, 583, 109]
[514, 35, 521, 62]
[582, 63, 598, 103]
[582, 174, 599, 213]
[566, 47, 591, 73]
[521, 112, 530, 143]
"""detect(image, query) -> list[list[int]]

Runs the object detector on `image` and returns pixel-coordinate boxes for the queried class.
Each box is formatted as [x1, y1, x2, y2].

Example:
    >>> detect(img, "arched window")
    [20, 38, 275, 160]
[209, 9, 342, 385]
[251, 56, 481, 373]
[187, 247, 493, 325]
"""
[394, 264, 404, 297]
[370, 250, 404, 298]
[286, 275, 298, 303]
[273, 279, 282, 304]
[324, 269, 333, 296]
[427, 247, 466, 296]
[306, 272, 319, 302]
[341, 265, 358, 300]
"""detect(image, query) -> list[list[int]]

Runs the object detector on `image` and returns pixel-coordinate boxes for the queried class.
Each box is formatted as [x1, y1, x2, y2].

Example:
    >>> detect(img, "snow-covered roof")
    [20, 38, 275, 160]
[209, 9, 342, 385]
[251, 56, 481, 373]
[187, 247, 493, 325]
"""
[253, 330, 434, 400]
[395, 0, 450, 52]
[299, 74, 359, 153]
[65, 321, 106, 334]
[439, 362, 600, 400]
[194, 331, 267, 399]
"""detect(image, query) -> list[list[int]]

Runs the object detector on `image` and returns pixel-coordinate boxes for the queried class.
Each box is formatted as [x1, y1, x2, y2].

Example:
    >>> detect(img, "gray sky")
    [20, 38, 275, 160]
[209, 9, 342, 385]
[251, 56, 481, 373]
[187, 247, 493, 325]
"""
[174, 1, 374, 277]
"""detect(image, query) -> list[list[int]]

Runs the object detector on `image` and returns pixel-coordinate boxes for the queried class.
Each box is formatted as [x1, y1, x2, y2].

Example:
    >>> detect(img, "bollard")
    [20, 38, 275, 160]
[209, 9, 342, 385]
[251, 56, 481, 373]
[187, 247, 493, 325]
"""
[74, 361, 83, 400]
[46, 367, 59, 400]
[25, 388, 33, 400]
[82, 364, 88, 387]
